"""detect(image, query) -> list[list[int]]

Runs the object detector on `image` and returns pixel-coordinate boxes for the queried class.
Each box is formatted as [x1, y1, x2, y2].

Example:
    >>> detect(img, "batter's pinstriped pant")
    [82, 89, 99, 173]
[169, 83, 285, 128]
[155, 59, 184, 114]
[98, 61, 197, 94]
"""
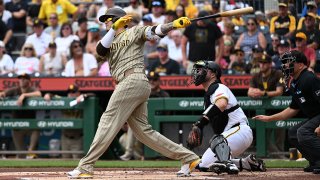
[77, 73, 199, 173]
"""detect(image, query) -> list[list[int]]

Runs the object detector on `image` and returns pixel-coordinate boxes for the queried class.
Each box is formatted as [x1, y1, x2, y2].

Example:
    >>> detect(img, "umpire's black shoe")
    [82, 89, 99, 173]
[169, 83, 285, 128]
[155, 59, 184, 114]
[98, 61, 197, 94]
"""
[312, 168, 320, 174]
[303, 165, 317, 172]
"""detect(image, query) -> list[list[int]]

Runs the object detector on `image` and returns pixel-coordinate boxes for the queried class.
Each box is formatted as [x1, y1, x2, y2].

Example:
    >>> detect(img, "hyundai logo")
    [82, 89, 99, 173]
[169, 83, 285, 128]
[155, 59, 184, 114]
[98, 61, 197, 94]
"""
[28, 100, 38, 106]
[37, 121, 46, 128]
[271, 100, 281, 106]
[179, 100, 189, 107]
[276, 121, 286, 127]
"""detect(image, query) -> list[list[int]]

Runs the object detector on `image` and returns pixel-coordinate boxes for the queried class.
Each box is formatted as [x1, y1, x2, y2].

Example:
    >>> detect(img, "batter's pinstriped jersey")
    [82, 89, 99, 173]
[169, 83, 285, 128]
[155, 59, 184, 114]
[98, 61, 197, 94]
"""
[105, 26, 148, 81]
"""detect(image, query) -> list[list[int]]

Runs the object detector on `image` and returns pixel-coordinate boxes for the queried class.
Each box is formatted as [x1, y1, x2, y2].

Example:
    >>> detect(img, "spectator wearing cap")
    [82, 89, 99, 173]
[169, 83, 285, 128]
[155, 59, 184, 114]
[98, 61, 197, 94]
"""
[147, 0, 166, 25]
[14, 43, 40, 75]
[86, 23, 101, 57]
[147, 71, 170, 98]
[5, 0, 27, 33]
[180, 0, 198, 19]
[148, 43, 180, 75]
[0, 0, 13, 49]
[293, 32, 316, 70]
[182, 10, 223, 74]
[65, 40, 98, 77]
[228, 48, 251, 74]
[0, 73, 42, 159]
[248, 54, 286, 158]
[44, 84, 94, 159]
[0, 40, 14, 75]
[272, 37, 291, 70]
[142, 14, 153, 26]
[124, 0, 145, 18]
[235, 17, 267, 59]
[301, 0, 320, 17]
[297, 12, 320, 50]
[44, 13, 61, 39]
[298, 1, 320, 31]
[39, 42, 67, 76]
[249, 45, 265, 74]
[55, 22, 80, 57]
[25, 19, 51, 57]
[38, 0, 78, 25]
[75, 17, 88, 47]
[231, 8, 245, 26]
[270, 0, 296, 38]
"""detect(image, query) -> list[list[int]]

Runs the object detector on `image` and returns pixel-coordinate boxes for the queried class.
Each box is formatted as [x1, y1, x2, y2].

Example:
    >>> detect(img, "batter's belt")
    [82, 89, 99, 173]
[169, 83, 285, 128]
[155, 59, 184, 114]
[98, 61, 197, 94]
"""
[115, 67, 145, 84]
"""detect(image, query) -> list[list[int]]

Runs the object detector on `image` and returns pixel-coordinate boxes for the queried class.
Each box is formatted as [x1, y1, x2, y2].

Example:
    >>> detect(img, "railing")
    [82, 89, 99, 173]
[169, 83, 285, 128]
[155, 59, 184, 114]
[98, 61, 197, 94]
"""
[0, 97, 99, 156]
[145, 96, 303, 158]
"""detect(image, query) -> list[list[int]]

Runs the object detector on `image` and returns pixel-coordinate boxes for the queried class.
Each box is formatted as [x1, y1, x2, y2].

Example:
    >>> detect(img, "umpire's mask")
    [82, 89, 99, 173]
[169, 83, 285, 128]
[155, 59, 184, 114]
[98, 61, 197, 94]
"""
[191, 60, 222, 86]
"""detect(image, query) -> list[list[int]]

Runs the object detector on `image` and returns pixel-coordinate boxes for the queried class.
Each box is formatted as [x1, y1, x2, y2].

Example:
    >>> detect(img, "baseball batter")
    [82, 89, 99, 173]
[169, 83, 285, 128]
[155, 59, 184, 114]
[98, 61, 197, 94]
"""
[187, 61, 266, 174]
[67, 8, 200, 178]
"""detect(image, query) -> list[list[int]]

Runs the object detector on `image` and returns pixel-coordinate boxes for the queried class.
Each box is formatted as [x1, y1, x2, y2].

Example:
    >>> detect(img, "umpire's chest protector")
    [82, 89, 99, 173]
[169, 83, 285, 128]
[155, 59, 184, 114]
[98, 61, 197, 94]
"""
[204, 83, 229, 134]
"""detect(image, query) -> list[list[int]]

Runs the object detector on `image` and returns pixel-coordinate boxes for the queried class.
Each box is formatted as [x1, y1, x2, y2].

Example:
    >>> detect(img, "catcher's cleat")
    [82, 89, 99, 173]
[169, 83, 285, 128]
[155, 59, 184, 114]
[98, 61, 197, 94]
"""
[67, 169, 93, 179]
[247, 154, 266, 172]
[226, 162, 239, 174]
[210, 161, 239, 175]
[176, 159, 201, 177]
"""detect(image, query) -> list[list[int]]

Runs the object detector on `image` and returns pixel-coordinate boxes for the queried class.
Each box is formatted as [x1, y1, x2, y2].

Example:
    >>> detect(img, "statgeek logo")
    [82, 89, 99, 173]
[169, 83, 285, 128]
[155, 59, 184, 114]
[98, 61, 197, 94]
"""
[276, 121, 286, 127]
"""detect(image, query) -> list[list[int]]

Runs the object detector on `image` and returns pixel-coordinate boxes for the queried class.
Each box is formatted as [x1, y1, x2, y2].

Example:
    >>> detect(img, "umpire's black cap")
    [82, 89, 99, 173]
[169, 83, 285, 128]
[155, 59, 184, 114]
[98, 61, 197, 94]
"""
[99, 7, 126, 23]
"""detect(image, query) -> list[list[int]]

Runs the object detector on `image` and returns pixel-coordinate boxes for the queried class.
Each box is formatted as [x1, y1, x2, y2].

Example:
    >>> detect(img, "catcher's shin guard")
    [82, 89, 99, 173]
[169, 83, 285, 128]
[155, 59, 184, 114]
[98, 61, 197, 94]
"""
[209, 135, 230, 162]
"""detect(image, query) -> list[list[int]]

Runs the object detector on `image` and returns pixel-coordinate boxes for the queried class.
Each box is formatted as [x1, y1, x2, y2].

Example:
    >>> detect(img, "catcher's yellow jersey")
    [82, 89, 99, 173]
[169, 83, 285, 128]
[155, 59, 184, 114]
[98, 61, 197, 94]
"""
[106, 25, 148, 81]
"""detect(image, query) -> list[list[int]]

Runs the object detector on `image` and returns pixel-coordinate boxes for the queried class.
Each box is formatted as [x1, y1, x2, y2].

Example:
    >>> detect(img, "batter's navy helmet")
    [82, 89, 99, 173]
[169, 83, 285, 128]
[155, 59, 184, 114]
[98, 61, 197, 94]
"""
[99, 7, 126, 23]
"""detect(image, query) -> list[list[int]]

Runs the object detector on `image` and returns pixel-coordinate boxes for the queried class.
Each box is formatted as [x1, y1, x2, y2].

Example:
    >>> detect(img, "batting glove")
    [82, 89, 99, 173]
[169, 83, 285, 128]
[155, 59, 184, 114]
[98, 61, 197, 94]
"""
[173, 17, 191, 28]
[112, 15, 132, 30]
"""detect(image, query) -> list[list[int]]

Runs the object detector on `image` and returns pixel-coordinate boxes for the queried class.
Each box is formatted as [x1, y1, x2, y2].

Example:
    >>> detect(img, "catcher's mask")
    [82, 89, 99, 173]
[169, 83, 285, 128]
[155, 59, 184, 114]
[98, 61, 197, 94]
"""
[191, 60, 222, 86]
[280, 50, 308, 90]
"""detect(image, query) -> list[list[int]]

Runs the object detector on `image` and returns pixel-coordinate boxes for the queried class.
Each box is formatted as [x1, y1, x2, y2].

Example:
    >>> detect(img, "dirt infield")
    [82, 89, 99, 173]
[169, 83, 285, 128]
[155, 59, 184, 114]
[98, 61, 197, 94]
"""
[0, 168, 319, 180]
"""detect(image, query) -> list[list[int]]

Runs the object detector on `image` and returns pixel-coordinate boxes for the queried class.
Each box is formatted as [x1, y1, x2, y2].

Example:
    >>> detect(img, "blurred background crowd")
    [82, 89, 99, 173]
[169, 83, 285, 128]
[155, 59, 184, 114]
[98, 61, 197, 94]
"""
[0, 0, 320, 78]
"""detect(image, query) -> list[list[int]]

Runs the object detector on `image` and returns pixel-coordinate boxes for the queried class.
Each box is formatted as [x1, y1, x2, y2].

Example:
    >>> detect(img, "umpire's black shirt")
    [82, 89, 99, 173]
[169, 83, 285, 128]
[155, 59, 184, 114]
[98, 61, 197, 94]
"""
[289, 69, 320, 118]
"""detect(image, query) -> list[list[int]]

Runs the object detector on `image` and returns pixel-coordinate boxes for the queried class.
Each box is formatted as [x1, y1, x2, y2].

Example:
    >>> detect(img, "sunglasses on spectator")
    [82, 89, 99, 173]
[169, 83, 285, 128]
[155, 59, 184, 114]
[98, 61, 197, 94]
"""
[49, 16, 57, 19]
[272, 39, 279, 42]
[62, 27, 71, 30]
[24, 47, 33, 51]
[247, 23, 255, 26]
[72, 44, 82, 49]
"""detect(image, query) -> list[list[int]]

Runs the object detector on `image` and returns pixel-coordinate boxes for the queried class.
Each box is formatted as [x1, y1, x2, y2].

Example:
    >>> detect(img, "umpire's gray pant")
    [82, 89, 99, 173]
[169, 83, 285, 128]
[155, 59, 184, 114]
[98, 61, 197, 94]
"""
[77, 73, 199, 173]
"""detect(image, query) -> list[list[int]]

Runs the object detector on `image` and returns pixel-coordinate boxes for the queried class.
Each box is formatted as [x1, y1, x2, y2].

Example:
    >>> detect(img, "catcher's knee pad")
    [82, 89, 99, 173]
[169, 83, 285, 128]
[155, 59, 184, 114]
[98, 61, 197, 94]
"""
[209, 134, 230, 162]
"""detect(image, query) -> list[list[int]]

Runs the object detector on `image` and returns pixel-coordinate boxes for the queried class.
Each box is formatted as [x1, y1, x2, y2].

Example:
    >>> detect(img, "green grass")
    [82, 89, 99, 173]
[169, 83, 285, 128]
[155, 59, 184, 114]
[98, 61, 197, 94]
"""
[0, 159, 309, 168]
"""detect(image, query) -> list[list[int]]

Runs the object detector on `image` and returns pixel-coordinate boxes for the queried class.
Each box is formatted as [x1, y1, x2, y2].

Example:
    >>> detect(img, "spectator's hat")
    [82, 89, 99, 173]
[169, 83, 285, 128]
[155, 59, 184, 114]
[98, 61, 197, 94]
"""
[295, 32, 307, 41]
[142, 14, 152, 22]
[307, 1, 317, 8]
[233, 48, 244, 54]
[88, 23, 100, 32]
[258, 54, 272, 63]
[252, 45, 264, 53]
[17, 73, 31, 80]
[305, 12, 317, 19]
[48, 42, 57, 48]
[33, 19, 44, 27]
[67, 84, 79, 93]
[152, 0, 165, 8]
[278, 0, 288, 7]
[157, 43, 168, 51]
[0, 41, 4, 48]
[147, 71, 160, 80]
[278, 38, 290, 47]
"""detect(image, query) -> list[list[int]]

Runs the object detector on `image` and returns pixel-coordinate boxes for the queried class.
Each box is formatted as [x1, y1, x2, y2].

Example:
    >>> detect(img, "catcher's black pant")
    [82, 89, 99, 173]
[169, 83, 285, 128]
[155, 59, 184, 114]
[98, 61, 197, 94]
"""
[288, 113, 320, 167]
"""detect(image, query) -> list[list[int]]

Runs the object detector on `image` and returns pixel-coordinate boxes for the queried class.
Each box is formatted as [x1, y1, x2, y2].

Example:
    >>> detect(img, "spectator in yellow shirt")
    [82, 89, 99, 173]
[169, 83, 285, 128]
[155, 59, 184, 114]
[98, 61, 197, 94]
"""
[180, 0, 198, 19]
[38, 0, 78, 25]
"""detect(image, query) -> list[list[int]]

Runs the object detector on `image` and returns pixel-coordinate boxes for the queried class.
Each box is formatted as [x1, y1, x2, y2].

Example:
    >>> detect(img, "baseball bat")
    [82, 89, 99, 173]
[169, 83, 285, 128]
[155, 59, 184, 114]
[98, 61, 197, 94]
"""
[180, 7, 254, 24]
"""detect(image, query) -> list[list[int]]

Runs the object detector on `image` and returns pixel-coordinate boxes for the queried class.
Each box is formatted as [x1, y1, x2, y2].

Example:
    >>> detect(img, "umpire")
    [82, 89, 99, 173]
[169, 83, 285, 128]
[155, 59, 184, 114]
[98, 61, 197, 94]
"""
[253, 50, 320, 174]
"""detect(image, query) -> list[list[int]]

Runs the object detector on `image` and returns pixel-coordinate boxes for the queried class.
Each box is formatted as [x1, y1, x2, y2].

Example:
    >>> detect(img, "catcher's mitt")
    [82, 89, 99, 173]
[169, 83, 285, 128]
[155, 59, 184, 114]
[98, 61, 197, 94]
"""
[187, 125, 203, 149]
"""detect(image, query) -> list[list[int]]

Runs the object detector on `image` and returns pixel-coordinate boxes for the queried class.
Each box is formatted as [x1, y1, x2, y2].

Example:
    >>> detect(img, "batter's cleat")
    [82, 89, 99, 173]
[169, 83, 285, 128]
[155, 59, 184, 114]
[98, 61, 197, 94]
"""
[67, 169, 93, 179]
[247, 154, 266, 172]
[176, 159, 201, 177]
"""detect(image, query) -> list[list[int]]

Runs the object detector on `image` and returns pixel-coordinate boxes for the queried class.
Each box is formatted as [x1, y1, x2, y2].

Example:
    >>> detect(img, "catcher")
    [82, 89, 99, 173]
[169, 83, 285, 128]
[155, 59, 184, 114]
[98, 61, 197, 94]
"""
[187, 60, 266, 174]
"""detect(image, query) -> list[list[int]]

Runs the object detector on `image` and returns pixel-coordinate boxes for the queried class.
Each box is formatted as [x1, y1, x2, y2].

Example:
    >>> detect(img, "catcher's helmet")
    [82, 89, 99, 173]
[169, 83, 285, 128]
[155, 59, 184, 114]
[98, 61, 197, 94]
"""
[280, 50, 308, 90]
[191, 60, 222, 86]
[99, 8, 126, 23]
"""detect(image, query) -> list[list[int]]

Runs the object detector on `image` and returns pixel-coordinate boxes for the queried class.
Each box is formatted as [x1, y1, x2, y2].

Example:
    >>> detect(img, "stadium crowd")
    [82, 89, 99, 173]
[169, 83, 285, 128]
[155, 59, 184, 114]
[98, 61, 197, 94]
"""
[0, 0, 320, 78]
